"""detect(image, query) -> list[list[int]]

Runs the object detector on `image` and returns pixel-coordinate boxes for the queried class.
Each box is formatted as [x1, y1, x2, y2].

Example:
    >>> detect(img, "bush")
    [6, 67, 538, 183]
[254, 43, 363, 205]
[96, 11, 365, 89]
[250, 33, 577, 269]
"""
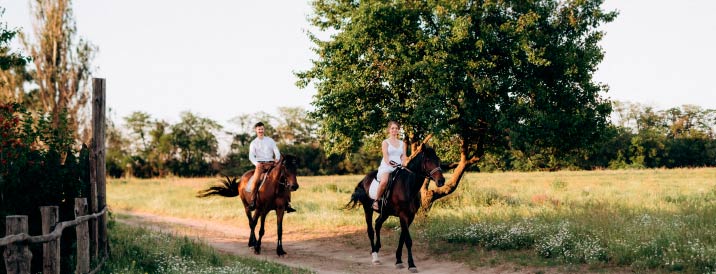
[0, 102, 91, 273]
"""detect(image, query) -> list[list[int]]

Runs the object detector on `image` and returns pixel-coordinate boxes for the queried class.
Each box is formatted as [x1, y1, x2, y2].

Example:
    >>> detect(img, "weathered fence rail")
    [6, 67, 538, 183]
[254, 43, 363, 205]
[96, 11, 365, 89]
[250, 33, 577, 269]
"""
[1, 199, 108, 274]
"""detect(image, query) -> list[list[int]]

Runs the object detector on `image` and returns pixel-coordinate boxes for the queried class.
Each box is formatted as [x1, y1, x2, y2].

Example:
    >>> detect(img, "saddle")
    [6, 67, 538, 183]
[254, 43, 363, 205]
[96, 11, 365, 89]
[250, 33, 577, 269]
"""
[371, 168, 402, 201]
[245, 163, 275, 193]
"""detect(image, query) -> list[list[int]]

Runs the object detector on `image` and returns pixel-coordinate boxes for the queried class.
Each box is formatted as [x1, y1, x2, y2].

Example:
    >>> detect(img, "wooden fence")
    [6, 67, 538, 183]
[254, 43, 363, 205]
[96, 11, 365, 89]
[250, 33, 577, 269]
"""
[1, 200, 108, 274]
[0, 78, 108, 274]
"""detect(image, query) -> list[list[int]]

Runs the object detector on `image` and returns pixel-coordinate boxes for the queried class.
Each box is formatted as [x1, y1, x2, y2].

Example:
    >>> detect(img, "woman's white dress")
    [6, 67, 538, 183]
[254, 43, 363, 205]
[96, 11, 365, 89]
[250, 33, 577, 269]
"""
[377, 139, 403, 179]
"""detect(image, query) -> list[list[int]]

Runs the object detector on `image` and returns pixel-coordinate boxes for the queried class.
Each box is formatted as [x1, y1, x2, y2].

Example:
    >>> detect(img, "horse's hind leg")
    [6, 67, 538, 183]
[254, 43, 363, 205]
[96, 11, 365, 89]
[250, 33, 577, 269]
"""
[363, 204, 379, 264]
[276, 208, 287, 257]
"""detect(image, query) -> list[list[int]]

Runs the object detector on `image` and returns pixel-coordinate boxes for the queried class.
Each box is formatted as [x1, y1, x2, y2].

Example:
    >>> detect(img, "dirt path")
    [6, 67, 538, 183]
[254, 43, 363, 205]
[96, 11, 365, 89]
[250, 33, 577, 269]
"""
[115, 211, 540, 274]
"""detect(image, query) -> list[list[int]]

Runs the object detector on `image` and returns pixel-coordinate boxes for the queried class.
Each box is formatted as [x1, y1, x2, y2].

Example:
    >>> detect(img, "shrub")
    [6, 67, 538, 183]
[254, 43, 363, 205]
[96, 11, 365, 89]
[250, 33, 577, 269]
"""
[0, 102, 91, 272]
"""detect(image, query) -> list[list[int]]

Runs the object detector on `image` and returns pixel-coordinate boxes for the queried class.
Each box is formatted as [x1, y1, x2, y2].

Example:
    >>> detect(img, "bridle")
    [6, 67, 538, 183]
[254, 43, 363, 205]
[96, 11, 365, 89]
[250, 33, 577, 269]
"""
[276, 159, 296, 191]
[398, 152, 441, 182]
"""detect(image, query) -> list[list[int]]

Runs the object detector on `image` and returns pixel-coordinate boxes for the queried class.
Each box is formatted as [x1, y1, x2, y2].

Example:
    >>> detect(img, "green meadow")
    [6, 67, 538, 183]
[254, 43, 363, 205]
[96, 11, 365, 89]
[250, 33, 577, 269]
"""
[108, 168, 716, 273]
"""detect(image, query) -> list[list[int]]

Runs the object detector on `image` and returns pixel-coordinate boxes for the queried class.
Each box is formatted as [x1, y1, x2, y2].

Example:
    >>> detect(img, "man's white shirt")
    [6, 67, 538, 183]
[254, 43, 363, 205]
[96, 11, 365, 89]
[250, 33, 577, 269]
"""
[249, 137, 281, 166]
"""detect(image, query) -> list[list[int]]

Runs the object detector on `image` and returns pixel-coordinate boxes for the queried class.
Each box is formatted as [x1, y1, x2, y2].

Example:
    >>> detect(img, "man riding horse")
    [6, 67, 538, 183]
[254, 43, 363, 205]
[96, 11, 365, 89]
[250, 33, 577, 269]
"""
[248, 121, 296, 213]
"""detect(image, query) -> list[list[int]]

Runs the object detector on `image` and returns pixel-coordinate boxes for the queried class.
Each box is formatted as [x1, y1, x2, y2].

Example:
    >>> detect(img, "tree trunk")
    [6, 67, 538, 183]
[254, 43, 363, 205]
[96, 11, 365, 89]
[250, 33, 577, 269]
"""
[419, 139, 479, 213]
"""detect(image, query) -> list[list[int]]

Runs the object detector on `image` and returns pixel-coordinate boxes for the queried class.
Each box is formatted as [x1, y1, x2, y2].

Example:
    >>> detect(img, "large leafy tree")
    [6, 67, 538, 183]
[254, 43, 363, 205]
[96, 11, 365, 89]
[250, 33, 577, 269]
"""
[170, 112, 222, 176]
[122, 111, 173, 177]
[298, 0, 616, 210]
[21, 0, 96, 141]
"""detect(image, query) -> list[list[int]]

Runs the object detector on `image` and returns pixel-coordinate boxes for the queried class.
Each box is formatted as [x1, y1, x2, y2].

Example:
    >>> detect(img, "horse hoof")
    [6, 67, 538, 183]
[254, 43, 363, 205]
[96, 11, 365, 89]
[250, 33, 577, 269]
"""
[371, 252, 380, 265]
[396, 263, 404, 269]
[409, 267, 418, 273]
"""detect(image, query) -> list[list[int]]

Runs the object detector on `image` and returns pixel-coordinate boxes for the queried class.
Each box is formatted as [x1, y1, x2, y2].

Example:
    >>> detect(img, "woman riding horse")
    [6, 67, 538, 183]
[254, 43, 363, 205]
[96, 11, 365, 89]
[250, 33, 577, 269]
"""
[197, 155, 299, 256]
[346, 144, 445, 273]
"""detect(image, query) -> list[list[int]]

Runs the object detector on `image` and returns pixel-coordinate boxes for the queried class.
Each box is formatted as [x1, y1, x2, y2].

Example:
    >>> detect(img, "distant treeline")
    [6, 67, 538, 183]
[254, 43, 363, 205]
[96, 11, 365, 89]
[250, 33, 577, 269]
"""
[103, 102, 716, 178]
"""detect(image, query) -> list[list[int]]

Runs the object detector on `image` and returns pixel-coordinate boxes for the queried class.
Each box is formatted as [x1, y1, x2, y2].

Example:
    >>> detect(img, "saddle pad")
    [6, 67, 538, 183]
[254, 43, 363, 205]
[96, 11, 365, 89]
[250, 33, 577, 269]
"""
[369, 178, 379, 200]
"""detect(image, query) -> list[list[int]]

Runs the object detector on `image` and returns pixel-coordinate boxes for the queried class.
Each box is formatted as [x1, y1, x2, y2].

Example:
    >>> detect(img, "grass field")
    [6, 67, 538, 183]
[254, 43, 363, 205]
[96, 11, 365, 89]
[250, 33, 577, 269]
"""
[108, 168, 716, 273]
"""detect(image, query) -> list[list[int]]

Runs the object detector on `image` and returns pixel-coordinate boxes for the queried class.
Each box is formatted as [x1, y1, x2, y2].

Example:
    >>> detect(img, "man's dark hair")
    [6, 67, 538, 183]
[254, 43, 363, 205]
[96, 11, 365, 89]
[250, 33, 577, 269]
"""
[254, 122, 265, 128]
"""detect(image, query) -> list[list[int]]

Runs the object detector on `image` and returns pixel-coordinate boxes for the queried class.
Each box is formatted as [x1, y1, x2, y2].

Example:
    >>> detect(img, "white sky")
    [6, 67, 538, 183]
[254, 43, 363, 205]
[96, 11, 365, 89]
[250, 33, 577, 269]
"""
[1, 0, 715, 130]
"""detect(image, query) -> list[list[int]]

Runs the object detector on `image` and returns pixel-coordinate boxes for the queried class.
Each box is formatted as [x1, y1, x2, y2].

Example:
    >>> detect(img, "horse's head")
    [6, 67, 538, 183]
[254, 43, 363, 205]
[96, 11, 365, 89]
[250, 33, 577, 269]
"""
[409, 144, 445, 187]
[278, 155, 299, 191]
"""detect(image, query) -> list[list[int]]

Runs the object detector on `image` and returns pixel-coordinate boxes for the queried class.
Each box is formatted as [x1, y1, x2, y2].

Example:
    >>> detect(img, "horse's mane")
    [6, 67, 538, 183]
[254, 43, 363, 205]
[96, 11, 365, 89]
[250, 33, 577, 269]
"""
[400, 146, 437, 201]
[282, 154, 298, 172]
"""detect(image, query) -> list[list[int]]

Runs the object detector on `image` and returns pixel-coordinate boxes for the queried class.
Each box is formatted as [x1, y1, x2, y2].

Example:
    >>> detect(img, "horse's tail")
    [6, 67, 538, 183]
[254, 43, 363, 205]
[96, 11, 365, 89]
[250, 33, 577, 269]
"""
[196, 176, 239, 198]
[345, 180, 368, 209]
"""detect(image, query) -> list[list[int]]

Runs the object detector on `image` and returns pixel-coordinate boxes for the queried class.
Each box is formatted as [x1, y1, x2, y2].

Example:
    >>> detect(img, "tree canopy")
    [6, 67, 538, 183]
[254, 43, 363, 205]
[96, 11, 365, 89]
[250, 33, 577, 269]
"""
[298, 0, 617, 209]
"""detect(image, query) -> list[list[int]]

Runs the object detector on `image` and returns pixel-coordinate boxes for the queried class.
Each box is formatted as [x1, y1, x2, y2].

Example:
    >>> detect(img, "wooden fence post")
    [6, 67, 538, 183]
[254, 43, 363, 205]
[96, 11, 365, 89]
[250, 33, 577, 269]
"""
[3, 215, 31, 274]
[92, 78, 108, 257]
[75, 199, 90, 274]
[41, 206, 60, 274]
[89, 135, 98, 259]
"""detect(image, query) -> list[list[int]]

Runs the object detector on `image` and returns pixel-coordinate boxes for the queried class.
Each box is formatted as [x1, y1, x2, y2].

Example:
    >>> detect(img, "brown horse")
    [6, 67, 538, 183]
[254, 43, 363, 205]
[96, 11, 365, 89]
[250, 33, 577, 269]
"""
[346, 144, 445, 273]
[197, 155, 299, 256]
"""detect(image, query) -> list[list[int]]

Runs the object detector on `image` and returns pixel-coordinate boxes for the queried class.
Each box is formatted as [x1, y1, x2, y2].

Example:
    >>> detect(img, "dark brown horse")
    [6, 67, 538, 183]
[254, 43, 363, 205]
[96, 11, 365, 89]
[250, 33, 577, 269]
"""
[197, 155, 299, 256]
[346, 144, 445, 273]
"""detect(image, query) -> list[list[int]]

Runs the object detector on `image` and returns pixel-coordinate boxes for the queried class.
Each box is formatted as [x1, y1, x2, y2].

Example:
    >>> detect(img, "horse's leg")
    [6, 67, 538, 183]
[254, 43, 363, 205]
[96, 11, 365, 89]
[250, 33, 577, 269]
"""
[363, 203, 379, 264]
[374, 213, 389, 255]
[254, 211, 268, 254]
[400, 214, 418, 273]
[276, 207, 287, 257]
[245, 205, 258, 248]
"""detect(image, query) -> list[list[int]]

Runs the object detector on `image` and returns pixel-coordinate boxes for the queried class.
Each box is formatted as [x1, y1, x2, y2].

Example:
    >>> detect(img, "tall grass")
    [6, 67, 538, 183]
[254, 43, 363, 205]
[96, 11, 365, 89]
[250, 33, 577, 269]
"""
[426, 168, 716, 273]
[100, 219, 312, 274]
[108, 168, 716, 273]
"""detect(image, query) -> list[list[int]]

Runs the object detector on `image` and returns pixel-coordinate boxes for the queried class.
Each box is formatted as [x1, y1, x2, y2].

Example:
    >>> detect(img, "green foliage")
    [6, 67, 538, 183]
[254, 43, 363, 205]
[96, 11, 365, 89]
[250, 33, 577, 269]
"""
[603, 102, 716, 169]
[0, 9, 29, 71]
[169, 112, 222, 177]
[299, 0, 616, 169]
[0, 102, 90, 273]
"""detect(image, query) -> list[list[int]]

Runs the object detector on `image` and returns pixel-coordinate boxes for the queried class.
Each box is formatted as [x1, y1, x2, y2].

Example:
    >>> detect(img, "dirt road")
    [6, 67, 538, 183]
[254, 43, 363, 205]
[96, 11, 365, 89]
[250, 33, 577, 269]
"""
[115, 211, 549, 274]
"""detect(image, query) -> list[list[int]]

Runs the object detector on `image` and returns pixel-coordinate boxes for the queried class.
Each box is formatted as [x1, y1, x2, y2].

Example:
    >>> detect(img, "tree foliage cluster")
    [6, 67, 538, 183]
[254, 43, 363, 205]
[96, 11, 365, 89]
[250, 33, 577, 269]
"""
[0, 102, 90, 273]
[475, 102, 716, 171]
[298, 0, 618, 208]
[106, 107, 384, 178]
[103, 101, 716, 179]
[0, 1, 95, 271]
[0, 0, 95, 142]
[603, 102, 716, 169]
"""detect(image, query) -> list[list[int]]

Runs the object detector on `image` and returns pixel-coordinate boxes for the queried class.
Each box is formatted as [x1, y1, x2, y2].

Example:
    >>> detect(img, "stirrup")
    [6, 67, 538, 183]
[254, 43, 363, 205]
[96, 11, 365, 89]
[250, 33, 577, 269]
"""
[372, 200, 380, 210]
